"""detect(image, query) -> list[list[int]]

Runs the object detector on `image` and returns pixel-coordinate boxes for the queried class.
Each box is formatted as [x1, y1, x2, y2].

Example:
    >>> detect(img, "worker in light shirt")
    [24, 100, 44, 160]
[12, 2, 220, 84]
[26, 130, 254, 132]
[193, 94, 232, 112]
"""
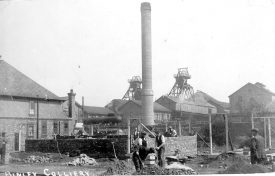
[155, 129, 166, 167]
[132, 132, 147, 172]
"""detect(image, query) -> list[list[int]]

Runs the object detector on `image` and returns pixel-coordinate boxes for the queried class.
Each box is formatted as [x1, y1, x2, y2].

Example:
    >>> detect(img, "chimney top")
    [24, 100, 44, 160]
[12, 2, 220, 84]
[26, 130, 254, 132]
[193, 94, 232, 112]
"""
[141, 2, 151, 11]
[68, 89, 76, 96]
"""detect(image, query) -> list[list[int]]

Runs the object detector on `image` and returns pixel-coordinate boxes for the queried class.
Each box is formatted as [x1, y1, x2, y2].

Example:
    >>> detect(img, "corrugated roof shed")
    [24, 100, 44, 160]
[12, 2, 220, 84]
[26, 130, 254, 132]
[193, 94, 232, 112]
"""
[0, 60, 62, 100]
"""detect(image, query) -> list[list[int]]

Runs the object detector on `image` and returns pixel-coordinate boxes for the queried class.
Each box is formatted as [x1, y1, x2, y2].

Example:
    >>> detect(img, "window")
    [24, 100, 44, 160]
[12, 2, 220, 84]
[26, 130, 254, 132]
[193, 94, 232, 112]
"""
[53, 121, 59, 134]
[64, 121, 69, 135]
[27, 124, 34, 138]
[29, 101, 35, 115]
[41, 120, 47, 138]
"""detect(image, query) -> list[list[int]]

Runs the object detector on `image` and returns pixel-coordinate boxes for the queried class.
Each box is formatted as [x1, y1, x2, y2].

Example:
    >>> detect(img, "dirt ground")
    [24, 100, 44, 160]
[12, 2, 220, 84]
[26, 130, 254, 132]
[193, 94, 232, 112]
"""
[0, 151, 274, 175]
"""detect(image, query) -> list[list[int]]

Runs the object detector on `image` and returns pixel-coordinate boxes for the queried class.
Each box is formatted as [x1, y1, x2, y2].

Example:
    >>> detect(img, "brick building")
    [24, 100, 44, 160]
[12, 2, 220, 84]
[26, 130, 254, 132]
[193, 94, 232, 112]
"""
[0, 60, 80, 152]
[229, 82, 275, 114]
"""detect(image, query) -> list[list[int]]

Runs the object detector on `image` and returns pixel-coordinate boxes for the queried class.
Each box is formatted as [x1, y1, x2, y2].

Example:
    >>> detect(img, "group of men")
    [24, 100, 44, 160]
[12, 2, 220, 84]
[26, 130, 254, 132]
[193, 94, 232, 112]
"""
[132, 126, 267, 171]
[132, 128, 166, 172]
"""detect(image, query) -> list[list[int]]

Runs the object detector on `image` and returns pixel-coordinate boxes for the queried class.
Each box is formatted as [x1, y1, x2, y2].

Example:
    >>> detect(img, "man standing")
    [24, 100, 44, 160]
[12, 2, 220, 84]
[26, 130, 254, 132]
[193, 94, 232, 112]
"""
[132, 134, 143, 172]
[250, 128, 266, 164]
[155, 130, 165, 167]
[138, 132, 148, 161]
[133, 128, 140, 140]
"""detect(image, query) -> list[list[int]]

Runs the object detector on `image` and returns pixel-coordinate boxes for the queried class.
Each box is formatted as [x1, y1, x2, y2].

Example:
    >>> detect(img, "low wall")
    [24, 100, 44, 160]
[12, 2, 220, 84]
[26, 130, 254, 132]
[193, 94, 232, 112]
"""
[25, 135, 197, 159]
[25, 137, 127, 159]
[146, 135, 197, 157]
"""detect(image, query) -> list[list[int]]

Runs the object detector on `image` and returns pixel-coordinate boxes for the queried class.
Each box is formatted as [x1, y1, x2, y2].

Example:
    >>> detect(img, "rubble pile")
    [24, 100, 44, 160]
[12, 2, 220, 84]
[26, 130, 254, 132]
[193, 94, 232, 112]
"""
[203, 152, 248, 168]
[23, 155, 53, 163]
[135, 165, 197, 175]
[104, 160, 135, 175]
[67, 154, 98, 166]
[221, 160, 270, 174]
[216, 152, 246, 162]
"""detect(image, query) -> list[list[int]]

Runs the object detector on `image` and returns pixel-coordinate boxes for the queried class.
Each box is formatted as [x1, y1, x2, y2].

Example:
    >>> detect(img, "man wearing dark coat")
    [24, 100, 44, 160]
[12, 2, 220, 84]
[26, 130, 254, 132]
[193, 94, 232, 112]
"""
[250, 128, 266, 164]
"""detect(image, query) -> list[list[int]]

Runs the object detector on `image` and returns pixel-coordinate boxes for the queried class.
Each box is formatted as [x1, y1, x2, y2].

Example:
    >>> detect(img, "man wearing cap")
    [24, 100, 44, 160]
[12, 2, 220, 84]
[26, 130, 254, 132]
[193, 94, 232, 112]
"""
[250, 128, 266, 164]
[155, 130, 166, 167]
[166, 126, 177, 137]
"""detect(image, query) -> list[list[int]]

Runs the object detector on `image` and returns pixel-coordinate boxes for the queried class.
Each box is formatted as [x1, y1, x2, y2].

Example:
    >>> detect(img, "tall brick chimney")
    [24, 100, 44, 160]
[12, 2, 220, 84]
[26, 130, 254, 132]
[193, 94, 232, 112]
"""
[68, 89, 76, 118]
[141, 2, 154, 126]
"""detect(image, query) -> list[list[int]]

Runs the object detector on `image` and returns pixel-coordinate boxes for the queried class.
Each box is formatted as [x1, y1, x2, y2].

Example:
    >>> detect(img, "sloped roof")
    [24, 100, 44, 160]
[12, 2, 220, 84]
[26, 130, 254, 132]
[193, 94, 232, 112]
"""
[118, 99, 171, 112]
[195, 90, 230, 109]
[83, 106, 114, 115]
[105, 99, 129, 112]
[163, 95, 215, 108]
[0, 60, 62, 100]
[229, 82, 275, 97]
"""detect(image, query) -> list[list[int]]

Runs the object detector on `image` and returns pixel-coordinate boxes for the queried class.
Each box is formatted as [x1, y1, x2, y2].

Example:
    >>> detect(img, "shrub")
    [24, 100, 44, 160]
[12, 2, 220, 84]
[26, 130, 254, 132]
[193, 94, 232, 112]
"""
[200, 120, 227, 146]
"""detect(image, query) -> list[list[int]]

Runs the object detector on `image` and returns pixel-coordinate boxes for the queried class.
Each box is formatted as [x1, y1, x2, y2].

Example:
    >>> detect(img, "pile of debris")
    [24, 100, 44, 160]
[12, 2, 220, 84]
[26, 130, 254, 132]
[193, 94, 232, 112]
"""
[135, 165, 197, 175]
[216, 152, 246, 162]
[221, 160, 270, 174]
[201, 152, 248, 168]
[67, 154, 98, 166]
[23, 155, 53, 163]
[103, 160, 135, 175]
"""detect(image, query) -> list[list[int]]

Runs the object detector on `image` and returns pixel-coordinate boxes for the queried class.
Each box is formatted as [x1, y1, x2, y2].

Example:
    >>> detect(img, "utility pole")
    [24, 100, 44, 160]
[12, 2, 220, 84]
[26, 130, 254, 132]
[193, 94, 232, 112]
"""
[82, 96, 84, 122]
[208, 109, 213, 155]
[36, 95, 39, 139]
[225, 114, 229, 153]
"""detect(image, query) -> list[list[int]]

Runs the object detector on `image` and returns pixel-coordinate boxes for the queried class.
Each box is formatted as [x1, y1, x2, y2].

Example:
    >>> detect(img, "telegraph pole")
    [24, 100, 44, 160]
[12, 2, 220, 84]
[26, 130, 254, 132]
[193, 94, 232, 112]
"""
[36, 95, 39, 139]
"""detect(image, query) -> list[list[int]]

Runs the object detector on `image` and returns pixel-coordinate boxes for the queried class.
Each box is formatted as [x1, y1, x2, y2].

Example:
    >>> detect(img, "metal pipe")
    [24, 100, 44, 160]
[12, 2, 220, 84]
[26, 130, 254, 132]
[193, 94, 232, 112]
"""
[141, 2, 154, 126]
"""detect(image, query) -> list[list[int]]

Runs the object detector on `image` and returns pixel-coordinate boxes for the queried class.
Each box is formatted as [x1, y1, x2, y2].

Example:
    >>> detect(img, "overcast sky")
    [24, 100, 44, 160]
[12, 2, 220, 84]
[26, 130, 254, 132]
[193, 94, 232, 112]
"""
[1, 0, 275, 106]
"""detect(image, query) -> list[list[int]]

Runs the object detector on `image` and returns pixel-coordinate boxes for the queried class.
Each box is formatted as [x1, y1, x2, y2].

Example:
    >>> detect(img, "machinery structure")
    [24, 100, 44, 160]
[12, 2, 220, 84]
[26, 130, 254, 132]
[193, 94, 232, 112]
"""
[122, 76, 142, 100]
[168, 68, 194, 100]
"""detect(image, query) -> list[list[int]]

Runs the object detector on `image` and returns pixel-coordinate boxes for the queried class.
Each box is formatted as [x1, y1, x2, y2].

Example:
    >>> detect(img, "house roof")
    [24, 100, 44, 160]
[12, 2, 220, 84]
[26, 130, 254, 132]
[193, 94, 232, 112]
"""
[83, 106, 114, 115]
[0, 60, 62, 100]
[229, 82, 275, 97]
[117, 100, 171, 112]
